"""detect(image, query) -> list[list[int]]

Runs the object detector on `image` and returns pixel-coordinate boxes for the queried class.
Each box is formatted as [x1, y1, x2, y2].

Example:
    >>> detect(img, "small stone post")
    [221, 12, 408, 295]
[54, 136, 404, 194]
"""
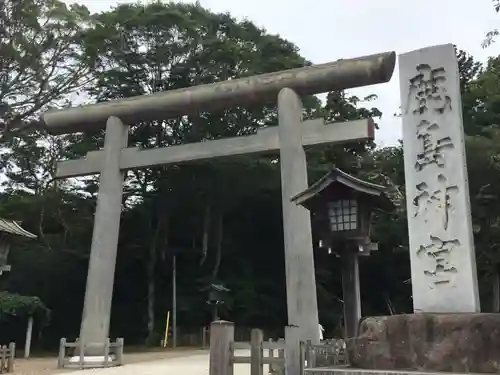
[285, 325, 301, 375]
[209, 320, 234, 375]
[57, 338, 66, 368]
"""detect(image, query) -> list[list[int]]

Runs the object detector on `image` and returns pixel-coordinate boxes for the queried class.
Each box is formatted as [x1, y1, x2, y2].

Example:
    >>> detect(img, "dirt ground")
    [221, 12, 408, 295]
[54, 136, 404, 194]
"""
[13, 348, 208, 375]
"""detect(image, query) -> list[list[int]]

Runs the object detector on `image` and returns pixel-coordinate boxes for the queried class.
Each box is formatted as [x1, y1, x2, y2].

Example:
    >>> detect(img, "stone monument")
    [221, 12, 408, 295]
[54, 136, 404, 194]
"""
[400, 43, 480, 313]
[347, 44, 500, 373]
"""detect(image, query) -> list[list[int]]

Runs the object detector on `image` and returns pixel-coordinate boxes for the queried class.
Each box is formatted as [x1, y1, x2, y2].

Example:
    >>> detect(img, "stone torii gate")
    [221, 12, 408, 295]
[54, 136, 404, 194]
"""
[41, 51, 396, 359]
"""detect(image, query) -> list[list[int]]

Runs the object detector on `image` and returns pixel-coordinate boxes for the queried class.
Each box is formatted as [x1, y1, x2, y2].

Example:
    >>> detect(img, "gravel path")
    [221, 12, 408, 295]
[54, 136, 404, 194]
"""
[60, 350, 263, 375]
[13, 349, 209, 375]
[14, 349, 265, 375]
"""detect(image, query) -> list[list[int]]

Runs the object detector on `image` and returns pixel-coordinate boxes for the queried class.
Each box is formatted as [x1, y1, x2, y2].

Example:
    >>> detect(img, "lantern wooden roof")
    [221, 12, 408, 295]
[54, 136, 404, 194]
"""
[291, 168, 395, 212]
[200, 283, 231, 292]
[0, 218, 36, 239]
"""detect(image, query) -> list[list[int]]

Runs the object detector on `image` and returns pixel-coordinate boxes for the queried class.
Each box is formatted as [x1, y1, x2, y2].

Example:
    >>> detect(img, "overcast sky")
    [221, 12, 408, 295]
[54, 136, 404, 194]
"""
[68, 0, 500, 146]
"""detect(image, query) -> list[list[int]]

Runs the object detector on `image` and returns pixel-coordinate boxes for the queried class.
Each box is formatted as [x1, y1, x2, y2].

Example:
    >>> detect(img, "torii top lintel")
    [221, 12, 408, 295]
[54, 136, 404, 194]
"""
[41, 51, 396, 135]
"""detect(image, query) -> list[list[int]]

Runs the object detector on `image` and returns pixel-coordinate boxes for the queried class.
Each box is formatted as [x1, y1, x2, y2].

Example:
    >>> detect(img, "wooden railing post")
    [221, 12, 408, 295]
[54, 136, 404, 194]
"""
[299, 341, 306, 373]
[1, 345, 6, 372]
[269, 338, 276, 373]
[57, 338, 66, 369]
[116, 338, 124, 365]
[250, 329, 263, 375]
[285, 325, 300, 375]
[202, 326, 210, 349]
[103, 338, 110, 367]
[209, 320, 234, 375]
[305, 340, 316, 368]
[7, 343, 14, 373]
[77, 338, 84, 369]
[278, 339, 285, 375]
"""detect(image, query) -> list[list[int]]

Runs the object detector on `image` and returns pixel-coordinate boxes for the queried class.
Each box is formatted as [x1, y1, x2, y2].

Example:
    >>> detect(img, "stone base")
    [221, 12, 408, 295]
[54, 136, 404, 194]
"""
[69, 355, 115, 363]
[347, 313, 500, 373]
[68, 355, 116, 368]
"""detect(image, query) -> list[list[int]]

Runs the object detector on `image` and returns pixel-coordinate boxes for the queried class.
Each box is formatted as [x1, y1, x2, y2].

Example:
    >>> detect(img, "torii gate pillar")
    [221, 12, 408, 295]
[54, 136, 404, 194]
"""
[79, 117, 128, 353]
[278, 88, 319, 342]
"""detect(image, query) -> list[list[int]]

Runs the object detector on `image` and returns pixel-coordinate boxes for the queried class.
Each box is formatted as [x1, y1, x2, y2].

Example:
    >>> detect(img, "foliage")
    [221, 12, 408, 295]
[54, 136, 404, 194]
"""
[0, 0, 93, 133]
[483, 0, 500, 47]
[0, 0, 95, 196]
[0, 292, 50, 324]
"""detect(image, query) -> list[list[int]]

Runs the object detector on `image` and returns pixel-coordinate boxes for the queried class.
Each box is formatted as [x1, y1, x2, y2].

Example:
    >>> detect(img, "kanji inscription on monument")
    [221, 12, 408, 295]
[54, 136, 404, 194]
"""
[399, 44, 480, 313]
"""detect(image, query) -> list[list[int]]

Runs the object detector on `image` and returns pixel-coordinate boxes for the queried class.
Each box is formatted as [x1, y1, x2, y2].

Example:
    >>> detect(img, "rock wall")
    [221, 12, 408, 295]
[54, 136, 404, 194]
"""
[348, 313, 500, 373]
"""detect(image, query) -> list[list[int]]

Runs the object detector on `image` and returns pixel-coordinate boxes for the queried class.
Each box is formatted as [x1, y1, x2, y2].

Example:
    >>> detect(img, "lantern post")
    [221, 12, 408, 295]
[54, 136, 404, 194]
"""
[292, 168, 395, 339]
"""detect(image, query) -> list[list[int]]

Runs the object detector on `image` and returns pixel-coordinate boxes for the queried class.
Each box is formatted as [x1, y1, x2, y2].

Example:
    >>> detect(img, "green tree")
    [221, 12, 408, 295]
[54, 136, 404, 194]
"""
[460, 54, 500, 308]
[0, 0, 93, 133]
[0, 0, 98, 346]
[0, 0, 95, 193]
[483, 0, 500, 47]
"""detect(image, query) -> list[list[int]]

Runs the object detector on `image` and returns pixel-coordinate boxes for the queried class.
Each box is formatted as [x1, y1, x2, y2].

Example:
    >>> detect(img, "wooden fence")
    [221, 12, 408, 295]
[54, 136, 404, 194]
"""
[57, 338, 124, 369]
[209, 321, 347, 375]
[232, 330, 286, 374]
[0, 343, 15, 374]
[302, 339, 347, 368]
[202, 325, 285, 348]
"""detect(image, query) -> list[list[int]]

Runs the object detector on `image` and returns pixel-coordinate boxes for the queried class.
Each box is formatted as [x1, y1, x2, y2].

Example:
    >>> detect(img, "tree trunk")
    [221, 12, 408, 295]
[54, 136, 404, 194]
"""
[200, 202, 211, 265]
[146, 238, 157, 345]
[145, 219, 163, 346]
[384, 293, 396, 315]
[210, 212, 224, 282]
[493, 264, 500, 312]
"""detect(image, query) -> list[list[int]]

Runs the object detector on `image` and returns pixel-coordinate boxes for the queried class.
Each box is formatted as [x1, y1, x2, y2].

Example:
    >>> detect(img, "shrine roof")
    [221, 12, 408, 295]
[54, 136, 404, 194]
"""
[291, 168, 395, 211]
[199, 283, 231, 292]
[0, 218, 37, 239]
[211, 284, 230, 292]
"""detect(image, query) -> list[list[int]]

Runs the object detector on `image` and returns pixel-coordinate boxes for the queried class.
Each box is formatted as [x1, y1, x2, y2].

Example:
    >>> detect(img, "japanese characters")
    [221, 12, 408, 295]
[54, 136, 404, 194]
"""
[407, 64, 452, 115]
[414, 120, 454, 171]
[407, 63, 459, 288]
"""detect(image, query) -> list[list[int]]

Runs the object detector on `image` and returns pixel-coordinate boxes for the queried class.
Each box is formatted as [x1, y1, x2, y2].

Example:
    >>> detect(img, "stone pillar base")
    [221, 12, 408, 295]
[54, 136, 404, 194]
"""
[58, 337, 124, 369]
[69, 355, 115, 366]
[347, 313, 500, 373]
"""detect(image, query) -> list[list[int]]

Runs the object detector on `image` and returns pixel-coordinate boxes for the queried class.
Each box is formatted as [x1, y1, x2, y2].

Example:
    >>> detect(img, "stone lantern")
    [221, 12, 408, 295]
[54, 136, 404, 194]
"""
[292, 168, 395, 339]
[0, 218, 37, 275]
[205, 283, 230, 321]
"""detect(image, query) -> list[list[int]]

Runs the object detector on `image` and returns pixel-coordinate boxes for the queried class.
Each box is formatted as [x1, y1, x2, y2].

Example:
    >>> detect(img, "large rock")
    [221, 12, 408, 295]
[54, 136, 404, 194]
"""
[348, 313, 500, 373]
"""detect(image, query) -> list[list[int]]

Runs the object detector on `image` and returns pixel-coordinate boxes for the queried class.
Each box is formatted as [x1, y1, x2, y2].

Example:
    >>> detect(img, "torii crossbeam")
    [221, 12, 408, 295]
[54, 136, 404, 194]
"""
[56, 118, 374, 178]
[42, 51, 396, 370]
